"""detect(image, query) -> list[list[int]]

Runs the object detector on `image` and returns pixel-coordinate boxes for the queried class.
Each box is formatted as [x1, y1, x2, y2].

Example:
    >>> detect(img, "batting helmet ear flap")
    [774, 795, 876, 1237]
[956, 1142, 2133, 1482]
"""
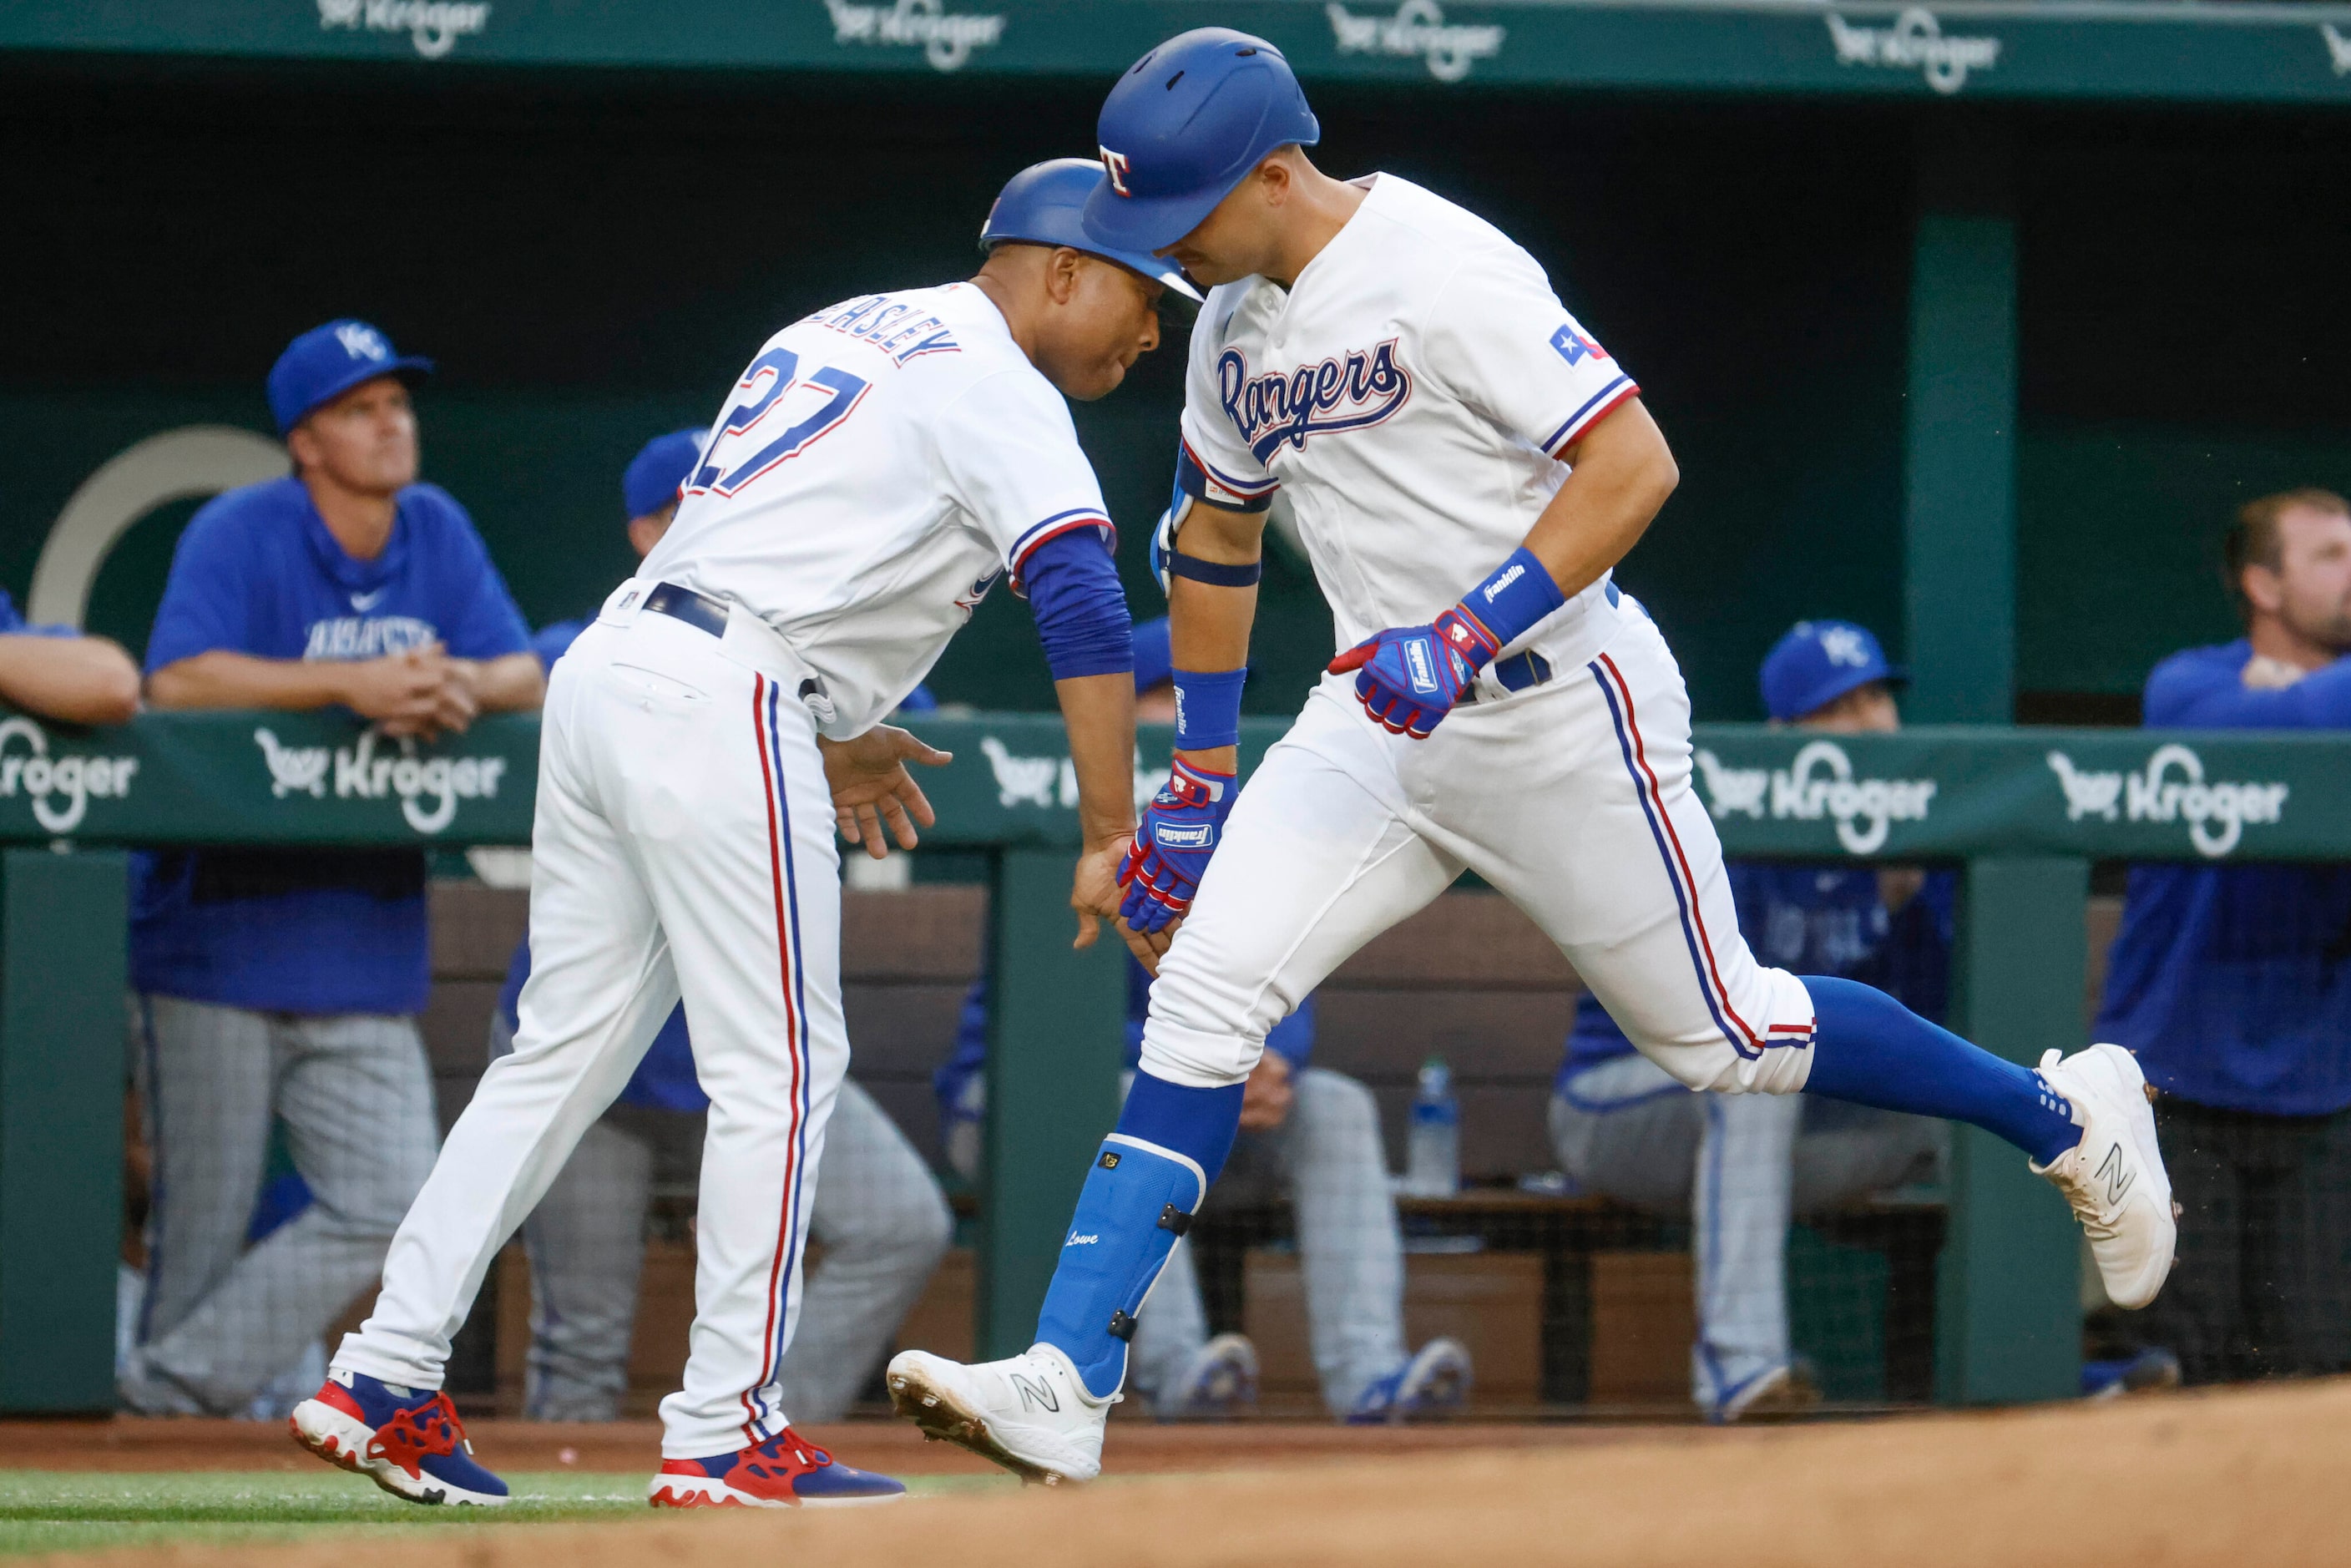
[1151, 489, 1194, 598]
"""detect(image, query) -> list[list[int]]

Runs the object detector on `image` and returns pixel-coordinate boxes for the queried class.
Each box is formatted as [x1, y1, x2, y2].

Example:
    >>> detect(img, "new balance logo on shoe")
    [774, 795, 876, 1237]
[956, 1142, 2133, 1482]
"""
[1010, 1374, 1060, 1414]
[2096, 1142, 2135, 1206]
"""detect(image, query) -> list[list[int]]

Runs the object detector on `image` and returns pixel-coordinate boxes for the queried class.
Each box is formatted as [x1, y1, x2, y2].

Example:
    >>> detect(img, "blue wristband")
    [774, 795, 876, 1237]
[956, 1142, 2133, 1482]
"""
[1460, 546, 1568, 650]
[1171, 666, 1246, 751]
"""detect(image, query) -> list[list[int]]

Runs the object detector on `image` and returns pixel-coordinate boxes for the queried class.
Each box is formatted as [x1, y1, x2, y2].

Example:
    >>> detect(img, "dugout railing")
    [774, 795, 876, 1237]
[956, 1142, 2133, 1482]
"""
[0, 709, 2343, 1415]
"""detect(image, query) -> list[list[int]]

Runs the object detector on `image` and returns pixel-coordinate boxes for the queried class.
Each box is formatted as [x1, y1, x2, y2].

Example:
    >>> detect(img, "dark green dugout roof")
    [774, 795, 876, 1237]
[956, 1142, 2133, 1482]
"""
[8, 0, 2351, 104]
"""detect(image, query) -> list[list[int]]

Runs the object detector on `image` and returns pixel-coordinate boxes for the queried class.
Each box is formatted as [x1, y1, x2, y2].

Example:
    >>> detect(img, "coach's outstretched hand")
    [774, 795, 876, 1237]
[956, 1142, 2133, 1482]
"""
[1328, 607, 1495, 741]
[820, 725, 952, 859]
[1072, 839, 1163, 969]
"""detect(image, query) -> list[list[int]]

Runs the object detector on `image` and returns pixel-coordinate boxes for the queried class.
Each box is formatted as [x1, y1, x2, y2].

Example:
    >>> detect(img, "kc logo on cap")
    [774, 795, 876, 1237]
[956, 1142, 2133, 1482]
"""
[1816, 623, 1872, 667]
[333, 322, 392, 363]
[1099, 146, 1133, 197]
[266, 318, 435, 436]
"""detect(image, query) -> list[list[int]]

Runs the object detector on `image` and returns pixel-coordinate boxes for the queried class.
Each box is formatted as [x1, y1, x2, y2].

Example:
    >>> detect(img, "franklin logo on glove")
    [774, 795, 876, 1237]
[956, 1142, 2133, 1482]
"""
[1330, 546, 1565, 738]
[1404, 638, 1442, 695]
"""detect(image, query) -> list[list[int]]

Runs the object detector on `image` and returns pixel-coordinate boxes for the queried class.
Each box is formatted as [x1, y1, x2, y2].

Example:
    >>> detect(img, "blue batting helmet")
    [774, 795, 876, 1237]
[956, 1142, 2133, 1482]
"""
[1083, 28, 1320, 254]
[982, 159, 1201, 301]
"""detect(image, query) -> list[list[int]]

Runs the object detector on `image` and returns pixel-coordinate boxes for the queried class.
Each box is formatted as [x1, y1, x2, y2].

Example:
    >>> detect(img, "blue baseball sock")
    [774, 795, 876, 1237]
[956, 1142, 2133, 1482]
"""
[1800, 976, 2081, 1166]
[1034, 1071, 1245, 1400]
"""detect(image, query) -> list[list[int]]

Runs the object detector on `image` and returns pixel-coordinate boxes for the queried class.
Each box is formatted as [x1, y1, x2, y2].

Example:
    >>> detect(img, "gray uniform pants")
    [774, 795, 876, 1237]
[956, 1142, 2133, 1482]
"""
[1550, 1053, 1940, 1411]
[500, 1012, 953, 1423]
[126, 995, 439, 1415]
[1132, 1067, 1408, 1416]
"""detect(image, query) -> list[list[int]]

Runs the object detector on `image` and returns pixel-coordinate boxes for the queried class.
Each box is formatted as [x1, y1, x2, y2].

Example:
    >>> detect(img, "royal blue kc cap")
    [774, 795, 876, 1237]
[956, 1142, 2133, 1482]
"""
[1759, 620, 1909, 722]
[1083, 28, 1320, 254]
[983, 159, 1202, 301]
[623, 428, 707, 522]
[266, 319, 434, 436]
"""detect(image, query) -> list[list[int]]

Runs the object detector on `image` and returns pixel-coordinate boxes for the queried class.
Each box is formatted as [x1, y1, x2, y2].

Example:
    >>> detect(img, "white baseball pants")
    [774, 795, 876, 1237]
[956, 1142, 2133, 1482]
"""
[1141, 609, 1817, 1097]
[336, 602, 850, 1460]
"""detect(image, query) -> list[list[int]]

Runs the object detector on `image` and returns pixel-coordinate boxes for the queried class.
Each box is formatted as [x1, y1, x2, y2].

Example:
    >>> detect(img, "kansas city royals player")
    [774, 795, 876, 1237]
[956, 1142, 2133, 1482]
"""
[292, 159, 1190, 1506]
[887, 31, 2175, 1484]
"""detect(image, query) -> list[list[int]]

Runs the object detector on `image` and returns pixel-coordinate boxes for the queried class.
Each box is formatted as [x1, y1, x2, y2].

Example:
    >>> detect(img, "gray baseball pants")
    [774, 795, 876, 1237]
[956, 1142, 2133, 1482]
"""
[125, 994, 438, 1415]
[1550, 1051, 1940, 1411]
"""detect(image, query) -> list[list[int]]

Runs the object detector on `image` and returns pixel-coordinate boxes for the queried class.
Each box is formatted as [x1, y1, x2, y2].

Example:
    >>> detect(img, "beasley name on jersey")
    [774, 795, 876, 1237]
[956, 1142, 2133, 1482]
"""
[1179, 175, 1639, 667]
[639, 282, 1113, 738]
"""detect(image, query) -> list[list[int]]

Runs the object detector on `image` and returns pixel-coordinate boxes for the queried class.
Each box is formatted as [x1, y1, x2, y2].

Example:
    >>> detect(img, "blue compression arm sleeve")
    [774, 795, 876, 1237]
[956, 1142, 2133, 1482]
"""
[2146, 650, 2351, 729]
[1025, 529, 1135, 683]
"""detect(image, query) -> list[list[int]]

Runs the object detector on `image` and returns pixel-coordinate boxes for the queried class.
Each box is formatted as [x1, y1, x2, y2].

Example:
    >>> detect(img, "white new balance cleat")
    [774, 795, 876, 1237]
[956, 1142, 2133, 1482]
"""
[886, 1343, 1110, 1485]
[2031, 1044, 2177, 1310]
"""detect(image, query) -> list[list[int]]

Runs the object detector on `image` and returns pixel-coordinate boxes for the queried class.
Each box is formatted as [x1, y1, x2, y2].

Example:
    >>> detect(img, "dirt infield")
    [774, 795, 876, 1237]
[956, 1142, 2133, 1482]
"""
[26, 1378, 2351, 1568]
[0, 1415, 1679, 1475]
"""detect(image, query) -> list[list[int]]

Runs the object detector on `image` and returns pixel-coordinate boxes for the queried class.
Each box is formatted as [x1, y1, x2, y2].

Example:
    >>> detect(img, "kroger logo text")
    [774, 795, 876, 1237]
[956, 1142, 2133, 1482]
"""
[2045, 745, 2288, 858]
[1696, 739, 1937, 855]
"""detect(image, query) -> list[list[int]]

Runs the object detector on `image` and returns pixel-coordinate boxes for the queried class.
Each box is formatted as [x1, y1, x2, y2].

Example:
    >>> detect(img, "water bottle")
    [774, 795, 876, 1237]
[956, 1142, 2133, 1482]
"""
[1404, 1054, 1461, 1198]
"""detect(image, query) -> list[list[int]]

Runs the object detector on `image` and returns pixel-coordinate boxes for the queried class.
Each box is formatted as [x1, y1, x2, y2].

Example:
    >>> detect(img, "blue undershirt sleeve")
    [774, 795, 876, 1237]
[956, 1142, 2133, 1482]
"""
[1023, 529, 1135, 683]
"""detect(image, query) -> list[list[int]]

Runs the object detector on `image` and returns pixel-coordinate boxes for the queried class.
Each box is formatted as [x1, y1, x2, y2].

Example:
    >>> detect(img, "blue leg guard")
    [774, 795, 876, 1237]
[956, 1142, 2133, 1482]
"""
[1035, 1073, 1243, 1400]
[1802, 975, 2080, 1166]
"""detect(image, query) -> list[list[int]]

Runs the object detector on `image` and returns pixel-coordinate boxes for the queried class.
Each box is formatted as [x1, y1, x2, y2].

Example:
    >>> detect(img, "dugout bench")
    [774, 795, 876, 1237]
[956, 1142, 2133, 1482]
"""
[0, 709, 2346, 1414]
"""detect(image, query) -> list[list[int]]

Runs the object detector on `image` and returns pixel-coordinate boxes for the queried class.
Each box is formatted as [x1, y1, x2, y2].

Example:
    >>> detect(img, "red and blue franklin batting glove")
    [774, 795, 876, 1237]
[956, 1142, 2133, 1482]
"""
[1328, 548, 1566, 740]
[1119, 757, 1236, 933]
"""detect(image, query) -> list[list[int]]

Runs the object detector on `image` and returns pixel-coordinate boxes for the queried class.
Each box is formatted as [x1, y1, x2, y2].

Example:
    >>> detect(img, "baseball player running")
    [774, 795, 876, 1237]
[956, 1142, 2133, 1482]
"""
[291, 158, 1189, 1507]
[887, 29, 2176, 1484]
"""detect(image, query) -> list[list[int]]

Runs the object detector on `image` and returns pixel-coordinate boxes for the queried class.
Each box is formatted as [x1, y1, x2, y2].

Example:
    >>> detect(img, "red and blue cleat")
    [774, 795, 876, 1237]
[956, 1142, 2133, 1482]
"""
[291, 1369, 510, 1506]
[649, 1429, 907, 1508]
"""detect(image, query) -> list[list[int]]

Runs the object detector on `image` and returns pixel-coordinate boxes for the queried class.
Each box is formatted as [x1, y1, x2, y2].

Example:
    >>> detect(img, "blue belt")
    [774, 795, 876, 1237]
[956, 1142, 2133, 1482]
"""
[1469, 580, 1617, 701]
[645, 580, 729, 638]
[1492, 649, 1554, 693]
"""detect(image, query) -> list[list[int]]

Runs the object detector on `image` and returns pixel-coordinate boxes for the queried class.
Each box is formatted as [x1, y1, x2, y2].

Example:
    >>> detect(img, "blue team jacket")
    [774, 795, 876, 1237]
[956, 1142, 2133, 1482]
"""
[2094, 640, 2351, 1116]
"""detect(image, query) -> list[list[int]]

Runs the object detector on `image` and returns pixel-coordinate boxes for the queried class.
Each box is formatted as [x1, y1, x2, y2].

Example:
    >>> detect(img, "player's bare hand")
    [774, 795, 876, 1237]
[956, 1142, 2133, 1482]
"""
[821, 725, 952, 860]
[345, 646, 454, 737]
[430, 655, 483, 736]
[1238, 1050, 1293, 1132]
[1069, 840, 1133, 951]
[1119, 913, 1174, 974]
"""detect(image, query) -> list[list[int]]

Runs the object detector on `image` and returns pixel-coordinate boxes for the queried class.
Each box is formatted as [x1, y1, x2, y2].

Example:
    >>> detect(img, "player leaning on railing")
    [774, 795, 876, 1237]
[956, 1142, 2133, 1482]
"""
[887, 28, 2179, 1485]
[289, 159, 1192, 1508]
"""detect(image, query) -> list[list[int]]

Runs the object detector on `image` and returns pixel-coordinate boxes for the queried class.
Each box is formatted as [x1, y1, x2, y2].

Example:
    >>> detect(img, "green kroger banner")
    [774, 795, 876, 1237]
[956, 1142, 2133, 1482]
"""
[0, 710, 2342, 862]
[0, 711, 536, 847]
[896, 716, 2351, 862]
[6, 0, 2351, 106]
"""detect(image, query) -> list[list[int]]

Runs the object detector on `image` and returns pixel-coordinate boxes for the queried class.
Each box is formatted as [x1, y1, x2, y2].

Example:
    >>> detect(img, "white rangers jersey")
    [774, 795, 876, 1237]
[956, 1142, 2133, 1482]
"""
[641, 281, 1112, 736]
[1178, 175, 1640, 669]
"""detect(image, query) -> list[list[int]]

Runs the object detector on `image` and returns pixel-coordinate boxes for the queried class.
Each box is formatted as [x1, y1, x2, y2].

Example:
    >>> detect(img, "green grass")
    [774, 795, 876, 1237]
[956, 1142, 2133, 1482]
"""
[0, 1469, 1011, 1558]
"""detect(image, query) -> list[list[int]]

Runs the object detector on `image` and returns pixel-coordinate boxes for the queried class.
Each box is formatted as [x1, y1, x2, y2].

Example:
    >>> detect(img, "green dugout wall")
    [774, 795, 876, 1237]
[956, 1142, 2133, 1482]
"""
[2, 21, 2348, 721]
[0, 708, 2346, 1409]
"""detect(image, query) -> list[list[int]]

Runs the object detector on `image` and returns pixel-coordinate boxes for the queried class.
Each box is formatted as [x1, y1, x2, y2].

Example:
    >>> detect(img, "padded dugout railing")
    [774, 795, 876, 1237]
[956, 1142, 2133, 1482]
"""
[0, 709, 2343, 1413]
